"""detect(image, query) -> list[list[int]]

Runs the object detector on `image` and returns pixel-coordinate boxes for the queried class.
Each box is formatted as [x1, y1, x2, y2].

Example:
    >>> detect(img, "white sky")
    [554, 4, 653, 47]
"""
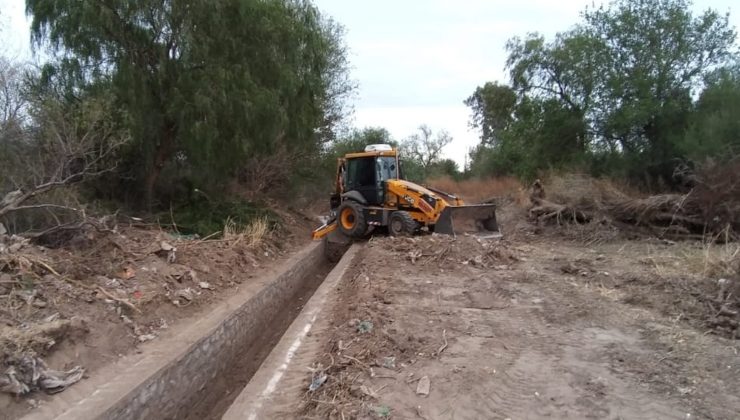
[2, 0, 738, 166]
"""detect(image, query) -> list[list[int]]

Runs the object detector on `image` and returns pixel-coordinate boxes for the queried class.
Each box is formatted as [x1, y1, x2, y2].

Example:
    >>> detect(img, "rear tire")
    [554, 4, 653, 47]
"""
[337, 201, 367, 238]
[388, 211, 417, 236]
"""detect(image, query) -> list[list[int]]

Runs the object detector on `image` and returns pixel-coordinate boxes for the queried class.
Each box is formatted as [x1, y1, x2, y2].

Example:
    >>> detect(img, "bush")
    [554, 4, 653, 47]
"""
[168, 199, 277, 238]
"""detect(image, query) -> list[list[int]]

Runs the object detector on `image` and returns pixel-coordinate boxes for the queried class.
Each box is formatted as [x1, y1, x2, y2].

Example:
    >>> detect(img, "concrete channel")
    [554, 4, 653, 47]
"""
[23, 241, 356, 420]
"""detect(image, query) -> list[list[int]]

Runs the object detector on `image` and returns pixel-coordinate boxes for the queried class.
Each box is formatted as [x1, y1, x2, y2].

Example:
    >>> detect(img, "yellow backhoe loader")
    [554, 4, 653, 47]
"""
[312, 144, 498, 248]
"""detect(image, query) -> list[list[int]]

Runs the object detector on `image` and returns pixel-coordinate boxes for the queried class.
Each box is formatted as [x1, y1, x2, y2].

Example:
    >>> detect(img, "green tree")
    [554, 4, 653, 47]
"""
[26, 0, 352, 208]
[467, 0, 737, 183]
[464, 82, 517, 146]
[427, 158, 461, 180]
[326, 126, 395, 157]
[681, 65, 740, 160]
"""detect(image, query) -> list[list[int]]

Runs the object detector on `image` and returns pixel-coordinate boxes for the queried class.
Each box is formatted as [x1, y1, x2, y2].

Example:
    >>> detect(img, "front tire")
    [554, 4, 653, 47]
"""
[337, 201, 367, 238]
[388, 211, 417, 236]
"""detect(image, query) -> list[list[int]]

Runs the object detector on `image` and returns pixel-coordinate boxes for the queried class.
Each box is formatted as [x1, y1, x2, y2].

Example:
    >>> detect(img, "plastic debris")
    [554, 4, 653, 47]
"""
[357, 320, 373, 334]
[0, 356, 84, 396]
[160, 241, 175, 251]
[308, 372, 327, 391]
[159, 241, 177, 263]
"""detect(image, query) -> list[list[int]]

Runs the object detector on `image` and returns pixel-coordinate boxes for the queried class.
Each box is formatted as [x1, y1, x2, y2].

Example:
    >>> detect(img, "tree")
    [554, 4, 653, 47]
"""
[581, 0, 735, 159]
[326, 127, 395, 157]
[0, 58, 27, 137]
[467, 0, 738, 183]
[26, 0, 352, 208]
[681, 65, 740, 160]
[401, 125, 453, 172]
[427, 158, 461, 180]
[1, 94, 129, 236]
[464, 82, 517, 146]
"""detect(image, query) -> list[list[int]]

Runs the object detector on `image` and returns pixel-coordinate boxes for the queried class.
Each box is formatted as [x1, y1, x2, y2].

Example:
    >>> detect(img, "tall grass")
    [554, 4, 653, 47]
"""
[223, 216, 270, 247]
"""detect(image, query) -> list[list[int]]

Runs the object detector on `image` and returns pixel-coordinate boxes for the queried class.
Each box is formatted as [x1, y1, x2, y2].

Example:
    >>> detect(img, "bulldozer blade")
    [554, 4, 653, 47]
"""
[435, 204, 500, 237]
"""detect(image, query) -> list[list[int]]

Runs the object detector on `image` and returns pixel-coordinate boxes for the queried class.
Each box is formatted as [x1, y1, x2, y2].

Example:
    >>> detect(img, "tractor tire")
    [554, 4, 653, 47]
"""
[389, 211, 417, 236]
[337, 201, 367, 238]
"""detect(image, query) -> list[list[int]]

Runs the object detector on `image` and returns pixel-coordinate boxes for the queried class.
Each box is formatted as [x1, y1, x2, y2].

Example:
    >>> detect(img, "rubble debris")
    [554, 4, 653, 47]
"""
[382, 356, 396, 369]
[158, 241, 177, 263]
[0, 356, 84, 395]
[416, 375, 430, 396]
[384, 235, 517, 269]
[119, 267, 136, 280]
[173, 288, 197, 306]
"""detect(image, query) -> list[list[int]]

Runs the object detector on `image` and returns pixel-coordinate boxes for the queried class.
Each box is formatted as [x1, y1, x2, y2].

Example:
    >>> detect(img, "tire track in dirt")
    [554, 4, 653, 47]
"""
[394, 254, 689, 418]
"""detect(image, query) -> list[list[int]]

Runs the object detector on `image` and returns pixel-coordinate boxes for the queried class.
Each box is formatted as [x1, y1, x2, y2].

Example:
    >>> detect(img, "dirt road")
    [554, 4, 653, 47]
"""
[300, 235, 740, 419]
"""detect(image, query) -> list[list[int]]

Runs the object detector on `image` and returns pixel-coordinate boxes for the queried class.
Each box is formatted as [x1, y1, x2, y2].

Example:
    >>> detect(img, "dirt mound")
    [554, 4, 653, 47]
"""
[377, 234, 518, 268]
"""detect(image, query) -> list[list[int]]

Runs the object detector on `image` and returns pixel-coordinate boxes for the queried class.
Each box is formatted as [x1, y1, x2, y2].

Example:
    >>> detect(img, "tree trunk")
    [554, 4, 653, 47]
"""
[144, 122, 176, 211]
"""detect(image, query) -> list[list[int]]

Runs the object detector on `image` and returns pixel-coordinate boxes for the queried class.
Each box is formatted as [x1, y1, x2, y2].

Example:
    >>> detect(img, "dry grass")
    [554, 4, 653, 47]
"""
[222, 216, 270, 248]
[426, 176, 526, 205]
[691, 241, 740, 280]
[638, 237, 738, 281]
[0, 320, 74, 360]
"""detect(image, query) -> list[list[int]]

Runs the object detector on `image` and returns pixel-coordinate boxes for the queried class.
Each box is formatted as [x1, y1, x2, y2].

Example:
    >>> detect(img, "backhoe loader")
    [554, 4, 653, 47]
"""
[312, 144, 498, 249]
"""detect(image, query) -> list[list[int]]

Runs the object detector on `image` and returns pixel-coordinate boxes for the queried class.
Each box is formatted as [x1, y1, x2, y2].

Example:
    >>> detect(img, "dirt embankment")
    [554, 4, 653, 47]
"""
[299, 232, 740, 419]
[0, 210, 312, 418]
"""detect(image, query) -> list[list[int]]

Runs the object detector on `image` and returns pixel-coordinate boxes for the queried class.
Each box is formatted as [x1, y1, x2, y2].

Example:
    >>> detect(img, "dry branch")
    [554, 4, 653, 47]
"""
[529, 161, 740, 241]
[1, 97, 129, 240]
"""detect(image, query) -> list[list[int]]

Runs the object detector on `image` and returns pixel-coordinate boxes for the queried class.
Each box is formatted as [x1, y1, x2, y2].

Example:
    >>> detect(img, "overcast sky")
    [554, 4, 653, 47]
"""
[2, 0, 738, 166]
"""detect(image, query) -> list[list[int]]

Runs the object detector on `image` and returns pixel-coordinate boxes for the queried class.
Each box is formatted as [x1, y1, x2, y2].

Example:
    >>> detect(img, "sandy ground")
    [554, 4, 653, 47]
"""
[300, 234, 740, 419]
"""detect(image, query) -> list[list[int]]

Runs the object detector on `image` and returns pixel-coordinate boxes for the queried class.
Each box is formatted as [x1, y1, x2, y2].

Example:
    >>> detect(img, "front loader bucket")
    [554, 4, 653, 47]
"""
[435, 204, 500, 237]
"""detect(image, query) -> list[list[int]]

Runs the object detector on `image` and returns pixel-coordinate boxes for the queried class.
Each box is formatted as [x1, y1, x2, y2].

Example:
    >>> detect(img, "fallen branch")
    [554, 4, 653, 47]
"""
[435, 329, 448, 356]
[341, 354, 370, 370]
[52, 269, 142, 314]
[96, 286, 142, 314]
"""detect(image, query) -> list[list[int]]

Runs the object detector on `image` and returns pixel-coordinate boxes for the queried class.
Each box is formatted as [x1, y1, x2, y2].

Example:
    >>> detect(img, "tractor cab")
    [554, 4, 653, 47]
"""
[335, 144, 401, 207]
